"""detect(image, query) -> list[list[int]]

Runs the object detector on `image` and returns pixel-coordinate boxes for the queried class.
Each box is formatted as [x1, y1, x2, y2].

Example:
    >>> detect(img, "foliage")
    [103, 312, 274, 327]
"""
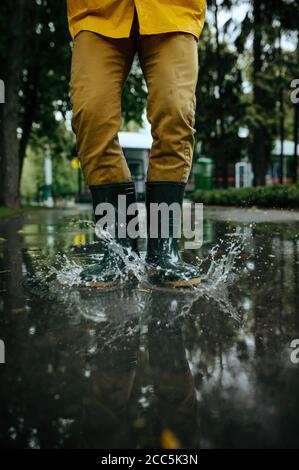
[0, 0, 147, 204]
[21, 123, 78, 199]
[0, 207, 24, 220]
[1, 0, 299, 205]
[192, 184, 299, 208]
[195, 23, 247, 165]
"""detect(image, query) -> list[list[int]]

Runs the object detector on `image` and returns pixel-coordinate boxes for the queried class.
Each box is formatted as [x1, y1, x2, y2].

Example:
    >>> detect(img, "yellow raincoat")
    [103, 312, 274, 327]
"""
[67, 0, 206, 41]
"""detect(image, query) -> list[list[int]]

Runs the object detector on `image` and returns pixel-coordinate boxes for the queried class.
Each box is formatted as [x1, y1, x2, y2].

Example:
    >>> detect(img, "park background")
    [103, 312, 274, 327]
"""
[1, 1, 299, 450]
[0, 0, 299, 213]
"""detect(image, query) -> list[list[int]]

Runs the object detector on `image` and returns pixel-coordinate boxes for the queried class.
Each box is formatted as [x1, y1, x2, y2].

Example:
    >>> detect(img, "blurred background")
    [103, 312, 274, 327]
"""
[1, 2, 299, 450]
[0, 0, 298, 211]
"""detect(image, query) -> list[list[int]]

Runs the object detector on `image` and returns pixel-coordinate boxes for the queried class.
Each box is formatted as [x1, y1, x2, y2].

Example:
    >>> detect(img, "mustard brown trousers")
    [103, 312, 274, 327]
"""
[71, 25, 199, 186]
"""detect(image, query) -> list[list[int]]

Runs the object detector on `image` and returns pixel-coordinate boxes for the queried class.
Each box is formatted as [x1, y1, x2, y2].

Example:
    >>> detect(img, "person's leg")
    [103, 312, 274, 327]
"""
[138, 33, 198, 183]
[71, 31, 135, 185]
[138, 33, 201, 287]
[71, 32, 138, 287]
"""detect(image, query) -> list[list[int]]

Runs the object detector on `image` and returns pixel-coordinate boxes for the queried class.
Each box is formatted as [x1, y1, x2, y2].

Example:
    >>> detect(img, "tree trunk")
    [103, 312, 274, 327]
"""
[252, 0, 267, 186]
[18, 66, 40, 184]
[0, 0, 26, 208]
[214, 0, 228, 188]
[278, 31, 285, 185]
[279, 89, 285, 185]
[19, 2, 41, 184]
[291, 35, 299, 183]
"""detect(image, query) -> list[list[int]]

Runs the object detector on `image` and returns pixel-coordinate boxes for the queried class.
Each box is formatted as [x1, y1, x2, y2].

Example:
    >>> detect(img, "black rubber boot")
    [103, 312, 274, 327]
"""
[146, 182, 201, 288]
[80, 182, 139, 287]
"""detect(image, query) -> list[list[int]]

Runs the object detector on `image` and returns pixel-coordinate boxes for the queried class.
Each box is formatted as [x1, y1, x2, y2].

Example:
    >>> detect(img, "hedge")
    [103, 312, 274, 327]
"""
[191, 184, 299, 208]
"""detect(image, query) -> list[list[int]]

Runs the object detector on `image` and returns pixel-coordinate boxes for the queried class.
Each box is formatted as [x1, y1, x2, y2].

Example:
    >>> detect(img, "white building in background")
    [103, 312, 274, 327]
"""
[119, 132, 299, 193]
[44, 146, 54, 208]
[119, 131, 152, 200]
[269, 140, 299, 184]
[273, 140, 299, 159]
[235, 140, 299, 188]
[235, 161, 254, 188]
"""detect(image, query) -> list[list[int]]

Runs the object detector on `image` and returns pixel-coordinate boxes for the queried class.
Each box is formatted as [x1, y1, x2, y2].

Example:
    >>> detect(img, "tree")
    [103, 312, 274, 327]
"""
[231, 0, 299, 186]
[0, 1, 27, 207]
[18, 1, 72, 179]
[195, 11, 247, 186]
[0, 0, 147, 208]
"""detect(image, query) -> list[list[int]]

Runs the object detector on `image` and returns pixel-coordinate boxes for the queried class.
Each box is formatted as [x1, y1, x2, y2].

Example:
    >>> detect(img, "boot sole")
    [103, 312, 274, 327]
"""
[79, 280, 117, 288]
[161, 277, 202, 288]
[79, 272, 138, 289]
[146, 267, 202, 288]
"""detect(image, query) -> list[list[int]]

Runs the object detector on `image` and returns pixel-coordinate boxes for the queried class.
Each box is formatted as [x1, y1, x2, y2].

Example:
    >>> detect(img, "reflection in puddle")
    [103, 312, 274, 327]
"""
[0, 207, 299, 448]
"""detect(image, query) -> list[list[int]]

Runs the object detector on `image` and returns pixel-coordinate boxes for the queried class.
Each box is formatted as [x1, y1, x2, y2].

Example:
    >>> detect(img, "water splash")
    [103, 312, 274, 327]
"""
[25, 225, 246, 327]
[204, 240, 243, 286]
[27, 234, 243, 289]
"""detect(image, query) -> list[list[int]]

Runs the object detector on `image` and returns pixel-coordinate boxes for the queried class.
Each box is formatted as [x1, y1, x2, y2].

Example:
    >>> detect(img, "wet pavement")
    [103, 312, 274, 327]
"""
[0, 205, 299, 449]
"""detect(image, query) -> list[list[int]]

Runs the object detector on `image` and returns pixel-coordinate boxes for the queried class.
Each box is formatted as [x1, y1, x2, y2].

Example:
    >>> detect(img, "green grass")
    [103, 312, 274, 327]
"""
[0, 205, 44, 220]
[0, 207, 24, 219]
[191, 184, 299, 209]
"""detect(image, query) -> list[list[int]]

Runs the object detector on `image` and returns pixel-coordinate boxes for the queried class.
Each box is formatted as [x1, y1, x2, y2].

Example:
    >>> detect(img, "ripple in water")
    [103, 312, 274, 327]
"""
[25, 224, 245, 326]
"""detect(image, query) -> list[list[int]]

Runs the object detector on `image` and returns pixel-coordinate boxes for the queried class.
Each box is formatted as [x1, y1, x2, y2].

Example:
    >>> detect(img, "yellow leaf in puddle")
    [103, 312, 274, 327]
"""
[161, 429, 181, 449]
[73, 234, 86, 246]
